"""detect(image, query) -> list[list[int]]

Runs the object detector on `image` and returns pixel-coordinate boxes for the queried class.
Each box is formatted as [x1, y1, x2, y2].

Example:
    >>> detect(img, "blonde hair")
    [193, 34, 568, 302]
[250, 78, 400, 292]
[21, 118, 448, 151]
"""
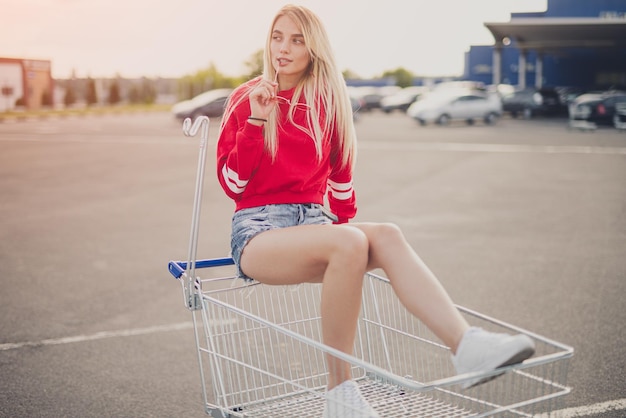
[221, 4, 356, 168]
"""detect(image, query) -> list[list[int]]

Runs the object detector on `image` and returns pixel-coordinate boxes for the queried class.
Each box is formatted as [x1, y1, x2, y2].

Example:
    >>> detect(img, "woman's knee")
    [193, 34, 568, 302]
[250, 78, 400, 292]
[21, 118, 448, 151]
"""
[331, 226, 369, 268]
[365, 223, 408, 267]
[373, 222, 405, 244]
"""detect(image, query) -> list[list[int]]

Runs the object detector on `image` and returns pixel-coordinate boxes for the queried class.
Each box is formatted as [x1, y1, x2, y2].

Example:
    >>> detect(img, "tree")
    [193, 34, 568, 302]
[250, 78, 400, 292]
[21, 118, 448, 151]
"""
[63, 85, 76, 107]
[139, 78, 156, 104]
[41, 90, 53, 107]
[108, 80, 121, 105]
[243, 49, 264, 80]
[177, 62, 241, 101]
[85, 77, 98, 106]
[126, 78, 156, 104]
[128, 85, 141, 104]
[381, 68, 415, 88]
[342, 69, 361, 80]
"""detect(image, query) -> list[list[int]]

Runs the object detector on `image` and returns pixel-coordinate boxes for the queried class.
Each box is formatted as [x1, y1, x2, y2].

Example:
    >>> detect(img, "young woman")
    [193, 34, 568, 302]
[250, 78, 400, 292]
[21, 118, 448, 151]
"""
[217, 5, 535, 417]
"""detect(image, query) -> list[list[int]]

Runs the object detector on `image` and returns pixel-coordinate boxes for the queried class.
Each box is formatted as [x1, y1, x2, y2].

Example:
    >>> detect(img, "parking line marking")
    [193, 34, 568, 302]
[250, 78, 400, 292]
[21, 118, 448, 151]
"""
[0, 322, 195, 351]
[535, 398, 626, 417]
[0, 319, 242, 351]
[359, 141, 626, 155]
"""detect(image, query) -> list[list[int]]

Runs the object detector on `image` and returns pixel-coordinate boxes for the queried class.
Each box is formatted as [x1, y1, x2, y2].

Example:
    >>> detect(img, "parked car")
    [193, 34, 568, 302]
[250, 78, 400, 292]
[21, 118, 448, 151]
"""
[568, 90, 626, 128]
[501, 87, 564, 118]
[555, 86, 586, 107]
[172, 88, 233, 120]
[407, 91, 502, 126]
[349, 86, 401, 112]
[487, 83, 516, 99]
[360, 92, 385, 111]
[380, 86, 428, 113]
[614, 102, 626, 130]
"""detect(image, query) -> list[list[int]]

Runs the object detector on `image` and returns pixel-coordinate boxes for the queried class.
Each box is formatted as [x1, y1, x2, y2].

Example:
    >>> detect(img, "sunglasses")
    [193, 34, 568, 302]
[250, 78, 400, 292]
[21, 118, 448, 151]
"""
[275, 95, 311, 110]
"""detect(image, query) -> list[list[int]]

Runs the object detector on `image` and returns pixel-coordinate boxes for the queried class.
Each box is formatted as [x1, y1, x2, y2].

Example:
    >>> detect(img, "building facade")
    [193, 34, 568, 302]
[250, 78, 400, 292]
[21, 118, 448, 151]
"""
[464, 0, 626, 89]
[0, 57, 53, 111]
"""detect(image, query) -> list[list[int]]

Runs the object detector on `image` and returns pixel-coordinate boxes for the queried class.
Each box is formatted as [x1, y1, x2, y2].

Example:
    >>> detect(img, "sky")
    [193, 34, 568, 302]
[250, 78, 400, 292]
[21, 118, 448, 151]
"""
[0, 0, 547, 80]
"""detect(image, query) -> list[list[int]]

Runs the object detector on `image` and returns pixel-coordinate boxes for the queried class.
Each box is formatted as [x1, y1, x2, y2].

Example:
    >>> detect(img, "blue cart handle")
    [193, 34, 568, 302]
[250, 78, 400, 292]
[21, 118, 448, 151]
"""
[168, 257, 235, 279]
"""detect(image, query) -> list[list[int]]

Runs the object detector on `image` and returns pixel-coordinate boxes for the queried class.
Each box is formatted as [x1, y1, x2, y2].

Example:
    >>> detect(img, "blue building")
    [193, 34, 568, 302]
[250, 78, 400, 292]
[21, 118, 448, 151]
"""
[464, 0, 626, 89]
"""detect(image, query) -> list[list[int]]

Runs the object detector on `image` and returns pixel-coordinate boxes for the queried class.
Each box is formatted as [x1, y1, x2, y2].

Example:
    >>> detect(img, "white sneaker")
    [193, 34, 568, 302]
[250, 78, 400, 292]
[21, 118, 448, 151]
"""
[452, 327, 535, 389]
[322, 380, 380, 418]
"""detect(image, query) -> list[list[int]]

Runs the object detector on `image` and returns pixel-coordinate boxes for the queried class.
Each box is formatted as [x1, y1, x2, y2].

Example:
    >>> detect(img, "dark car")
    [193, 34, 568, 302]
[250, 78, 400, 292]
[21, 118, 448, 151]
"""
[568, 90, 626, 128]
[350, 86, 401, 112]
[501, 87, 564, 118]
[172, 88, 233, 120]
[359, 92, 385, 111]
[555, 86, 586, 107]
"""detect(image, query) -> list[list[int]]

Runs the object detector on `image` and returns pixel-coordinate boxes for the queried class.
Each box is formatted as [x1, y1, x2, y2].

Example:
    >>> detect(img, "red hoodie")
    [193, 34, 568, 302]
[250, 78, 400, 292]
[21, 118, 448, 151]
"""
[216, 80, 357, 223]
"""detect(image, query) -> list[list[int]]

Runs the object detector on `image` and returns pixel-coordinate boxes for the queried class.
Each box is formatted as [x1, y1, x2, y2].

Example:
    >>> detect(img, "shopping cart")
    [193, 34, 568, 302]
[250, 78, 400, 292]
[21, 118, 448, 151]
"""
[168, 116, 573, 417]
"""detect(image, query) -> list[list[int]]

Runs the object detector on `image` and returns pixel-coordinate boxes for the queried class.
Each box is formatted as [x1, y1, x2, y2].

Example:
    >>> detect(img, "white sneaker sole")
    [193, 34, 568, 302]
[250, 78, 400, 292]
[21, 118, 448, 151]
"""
[462, 335, 535, 389]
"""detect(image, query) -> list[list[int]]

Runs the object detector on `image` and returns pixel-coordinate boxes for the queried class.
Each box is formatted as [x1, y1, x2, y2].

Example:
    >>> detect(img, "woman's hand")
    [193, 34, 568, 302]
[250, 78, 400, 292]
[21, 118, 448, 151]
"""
[248, 79, 278, 123]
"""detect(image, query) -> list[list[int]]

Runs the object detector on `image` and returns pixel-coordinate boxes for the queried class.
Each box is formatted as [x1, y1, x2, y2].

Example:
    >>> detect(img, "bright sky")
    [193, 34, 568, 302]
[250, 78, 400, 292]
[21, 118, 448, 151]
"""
[0, 0, 547, 79]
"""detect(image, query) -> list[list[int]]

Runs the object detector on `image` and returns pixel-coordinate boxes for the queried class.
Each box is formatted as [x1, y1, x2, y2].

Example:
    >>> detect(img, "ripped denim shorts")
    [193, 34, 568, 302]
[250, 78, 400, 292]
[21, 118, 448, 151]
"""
[230, 203, 332, 281]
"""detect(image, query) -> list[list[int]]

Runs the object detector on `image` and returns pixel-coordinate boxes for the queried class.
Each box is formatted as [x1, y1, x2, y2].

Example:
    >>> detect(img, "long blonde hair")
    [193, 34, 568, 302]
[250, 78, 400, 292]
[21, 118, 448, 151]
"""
[221, 4, 356, 168]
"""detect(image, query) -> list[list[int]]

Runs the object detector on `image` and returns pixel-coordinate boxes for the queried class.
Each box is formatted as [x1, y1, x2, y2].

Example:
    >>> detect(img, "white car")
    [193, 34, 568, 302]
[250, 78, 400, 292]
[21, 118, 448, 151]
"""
[407, 91, 502, 126]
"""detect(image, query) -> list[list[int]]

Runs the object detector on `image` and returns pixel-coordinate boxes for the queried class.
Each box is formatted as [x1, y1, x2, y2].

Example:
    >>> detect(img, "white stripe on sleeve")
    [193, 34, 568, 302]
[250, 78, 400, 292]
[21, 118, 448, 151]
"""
[328, 179, 353, 200]
[222, 165, 248, 194]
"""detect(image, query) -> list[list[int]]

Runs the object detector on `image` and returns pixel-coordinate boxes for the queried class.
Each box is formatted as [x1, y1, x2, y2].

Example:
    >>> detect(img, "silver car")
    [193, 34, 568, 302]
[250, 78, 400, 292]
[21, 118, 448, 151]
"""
[407, 91, 502, 126]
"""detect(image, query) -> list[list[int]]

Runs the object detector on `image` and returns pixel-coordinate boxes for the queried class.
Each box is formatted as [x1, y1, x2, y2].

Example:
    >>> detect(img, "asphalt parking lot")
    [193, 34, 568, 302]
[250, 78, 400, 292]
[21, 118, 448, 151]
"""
[0, 111, 625, 417]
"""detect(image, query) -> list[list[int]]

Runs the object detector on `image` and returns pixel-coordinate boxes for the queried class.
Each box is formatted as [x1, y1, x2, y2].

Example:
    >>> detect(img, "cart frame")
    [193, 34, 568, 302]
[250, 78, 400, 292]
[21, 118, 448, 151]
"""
[168, 116, 573, 417]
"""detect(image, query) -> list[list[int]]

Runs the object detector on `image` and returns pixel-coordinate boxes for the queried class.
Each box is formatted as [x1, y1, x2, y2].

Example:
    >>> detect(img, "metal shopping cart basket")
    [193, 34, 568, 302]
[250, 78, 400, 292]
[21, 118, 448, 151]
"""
[168, 117, 573, 417]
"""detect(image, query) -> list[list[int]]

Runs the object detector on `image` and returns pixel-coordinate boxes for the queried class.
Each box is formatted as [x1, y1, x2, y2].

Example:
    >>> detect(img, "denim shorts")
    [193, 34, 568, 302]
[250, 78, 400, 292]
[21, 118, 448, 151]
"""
[231, 203, 332, 281]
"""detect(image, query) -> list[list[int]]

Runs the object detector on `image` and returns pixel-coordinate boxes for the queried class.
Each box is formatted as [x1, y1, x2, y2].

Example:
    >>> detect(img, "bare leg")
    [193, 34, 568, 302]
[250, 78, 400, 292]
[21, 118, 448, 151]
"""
[351, 222, 470, 353]
[240, 224, 370, 388]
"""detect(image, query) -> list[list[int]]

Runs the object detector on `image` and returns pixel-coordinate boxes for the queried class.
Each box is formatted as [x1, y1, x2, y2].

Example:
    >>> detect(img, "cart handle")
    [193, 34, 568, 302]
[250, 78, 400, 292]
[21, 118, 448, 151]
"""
[168, 257, 235, 279]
